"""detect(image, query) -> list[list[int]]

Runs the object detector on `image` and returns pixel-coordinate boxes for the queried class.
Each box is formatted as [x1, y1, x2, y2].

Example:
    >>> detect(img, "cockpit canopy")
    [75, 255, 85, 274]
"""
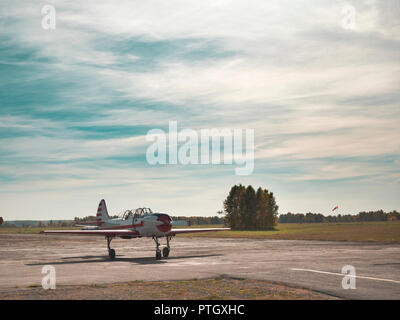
[120, 207, 153, 220]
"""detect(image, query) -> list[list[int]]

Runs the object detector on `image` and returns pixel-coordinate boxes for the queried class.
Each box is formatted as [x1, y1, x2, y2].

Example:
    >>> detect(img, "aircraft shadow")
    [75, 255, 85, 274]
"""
[26, 254, 222, 266]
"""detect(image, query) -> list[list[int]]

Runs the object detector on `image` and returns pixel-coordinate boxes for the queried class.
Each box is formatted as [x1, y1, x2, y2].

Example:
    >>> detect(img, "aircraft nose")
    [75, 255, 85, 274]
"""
[156, 214, 172, 233]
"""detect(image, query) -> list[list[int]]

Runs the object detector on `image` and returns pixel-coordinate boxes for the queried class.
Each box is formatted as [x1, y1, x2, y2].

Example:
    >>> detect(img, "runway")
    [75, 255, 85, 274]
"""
[0, 234, 399, 299]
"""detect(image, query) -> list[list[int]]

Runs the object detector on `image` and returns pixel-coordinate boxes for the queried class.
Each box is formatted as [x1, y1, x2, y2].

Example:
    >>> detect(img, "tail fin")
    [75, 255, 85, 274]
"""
[96, 199, 110, 225]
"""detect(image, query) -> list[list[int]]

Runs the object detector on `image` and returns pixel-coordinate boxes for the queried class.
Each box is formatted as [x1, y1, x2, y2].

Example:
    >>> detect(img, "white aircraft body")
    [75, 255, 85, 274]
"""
[41, 199, 229, 259]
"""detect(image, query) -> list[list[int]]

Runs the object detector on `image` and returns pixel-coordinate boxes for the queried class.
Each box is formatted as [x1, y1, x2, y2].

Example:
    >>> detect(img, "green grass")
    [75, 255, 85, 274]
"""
[177, 221, 400, 243]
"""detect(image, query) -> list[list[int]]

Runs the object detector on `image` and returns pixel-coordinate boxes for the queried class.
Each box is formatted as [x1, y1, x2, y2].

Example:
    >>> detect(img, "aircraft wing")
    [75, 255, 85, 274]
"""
[169, 228, 230, 235]
[40, 228, 230, 236]
[40, 229, 139, 237]
[74, 224, 100, 230]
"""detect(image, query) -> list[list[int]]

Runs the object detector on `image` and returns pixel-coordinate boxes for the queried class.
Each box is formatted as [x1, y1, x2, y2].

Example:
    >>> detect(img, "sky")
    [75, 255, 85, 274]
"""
[0, 0, 399, 220]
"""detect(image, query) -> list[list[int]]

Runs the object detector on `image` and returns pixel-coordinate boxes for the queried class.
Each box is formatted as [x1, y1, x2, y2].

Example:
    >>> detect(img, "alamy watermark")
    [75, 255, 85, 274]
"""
[41, 5, 56, 30]
[146, 121, 254, 175]
[41, 265, 56, 289]
[341, 4, 356, 30]
[341, 265, 356, 289]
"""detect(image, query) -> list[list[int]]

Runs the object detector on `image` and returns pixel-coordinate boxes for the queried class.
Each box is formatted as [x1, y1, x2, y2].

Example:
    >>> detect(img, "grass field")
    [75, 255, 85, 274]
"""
[176, 221, 400, 243]
[1, 221, 399, 242]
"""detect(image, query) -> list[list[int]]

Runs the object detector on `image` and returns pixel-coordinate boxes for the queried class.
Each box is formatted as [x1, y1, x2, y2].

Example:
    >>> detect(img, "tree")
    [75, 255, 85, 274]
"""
[243, 186, 256, 229]
[255, 187, 268, 229]
[266, 191, 278, 227]
[223, 184, 278, 230]
[223, 184, 246, 229]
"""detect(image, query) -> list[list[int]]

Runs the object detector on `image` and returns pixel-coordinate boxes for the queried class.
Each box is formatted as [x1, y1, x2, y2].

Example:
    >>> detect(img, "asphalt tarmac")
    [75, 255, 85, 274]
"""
[0, 234, 399, 299]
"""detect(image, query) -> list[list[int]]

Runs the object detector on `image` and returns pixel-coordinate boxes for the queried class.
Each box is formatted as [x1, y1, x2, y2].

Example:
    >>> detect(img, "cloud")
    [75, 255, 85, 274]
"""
[0, 0, 399, 219]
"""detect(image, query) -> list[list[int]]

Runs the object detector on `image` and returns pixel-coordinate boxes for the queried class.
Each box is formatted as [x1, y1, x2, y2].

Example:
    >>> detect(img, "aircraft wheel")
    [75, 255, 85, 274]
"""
[109, 249, 116, 259]
[156, 251, 162, 260]
[162, 247, 170, 258]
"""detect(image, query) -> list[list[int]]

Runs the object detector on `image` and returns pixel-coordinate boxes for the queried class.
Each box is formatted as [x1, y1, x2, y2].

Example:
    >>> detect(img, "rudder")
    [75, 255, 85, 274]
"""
[96, 199, 110, 225]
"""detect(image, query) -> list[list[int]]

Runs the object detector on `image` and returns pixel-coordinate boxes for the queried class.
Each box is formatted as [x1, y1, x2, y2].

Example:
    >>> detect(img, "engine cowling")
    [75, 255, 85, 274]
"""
[156, 214, 172, 233]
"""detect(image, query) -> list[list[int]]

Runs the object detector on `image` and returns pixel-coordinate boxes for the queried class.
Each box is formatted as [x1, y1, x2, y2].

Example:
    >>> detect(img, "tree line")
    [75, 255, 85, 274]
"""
[74, 215, 119, 223]
[279, 210, 400, 223]
[0, 220, 76, 228]
[222, 184, 278, 230]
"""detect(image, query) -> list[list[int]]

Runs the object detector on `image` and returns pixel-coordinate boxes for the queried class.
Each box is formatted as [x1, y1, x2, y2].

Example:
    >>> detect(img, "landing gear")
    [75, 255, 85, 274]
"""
[163, 236, 171, 257]
[153, 236, 172, 259]
[106, 236, 116, 260]
[162, 247, 169, 257]
[153, 236, 162, 260]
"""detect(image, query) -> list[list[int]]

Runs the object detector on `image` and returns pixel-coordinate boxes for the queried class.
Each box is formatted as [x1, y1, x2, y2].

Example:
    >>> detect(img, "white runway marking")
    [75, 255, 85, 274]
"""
[291, 268, 400, 284]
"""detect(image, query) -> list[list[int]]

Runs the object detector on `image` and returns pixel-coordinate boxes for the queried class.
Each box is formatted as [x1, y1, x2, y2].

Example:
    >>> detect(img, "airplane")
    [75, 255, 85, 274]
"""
[41, 199, 229, 260]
